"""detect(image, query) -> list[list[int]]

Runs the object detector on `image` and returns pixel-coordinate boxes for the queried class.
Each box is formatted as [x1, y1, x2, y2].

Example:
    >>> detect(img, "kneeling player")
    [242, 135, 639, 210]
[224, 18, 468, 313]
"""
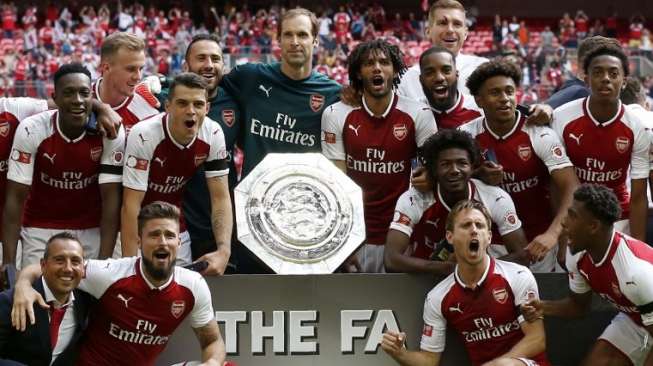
[382, 200, 549, 366]
[522, 184, 653, 366]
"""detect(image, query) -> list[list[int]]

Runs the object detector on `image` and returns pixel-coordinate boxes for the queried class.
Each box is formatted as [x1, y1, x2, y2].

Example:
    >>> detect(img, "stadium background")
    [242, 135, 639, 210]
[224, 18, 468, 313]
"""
[2, 0, 652, 105]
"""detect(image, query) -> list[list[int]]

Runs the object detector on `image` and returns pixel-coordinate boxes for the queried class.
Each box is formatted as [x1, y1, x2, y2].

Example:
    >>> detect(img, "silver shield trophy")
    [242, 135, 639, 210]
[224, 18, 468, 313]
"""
[235, 153, 365, 274]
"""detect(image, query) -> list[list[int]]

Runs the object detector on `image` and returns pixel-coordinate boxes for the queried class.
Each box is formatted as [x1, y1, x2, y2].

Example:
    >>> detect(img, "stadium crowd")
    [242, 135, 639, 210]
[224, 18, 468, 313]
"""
[0, 0, 649, 365]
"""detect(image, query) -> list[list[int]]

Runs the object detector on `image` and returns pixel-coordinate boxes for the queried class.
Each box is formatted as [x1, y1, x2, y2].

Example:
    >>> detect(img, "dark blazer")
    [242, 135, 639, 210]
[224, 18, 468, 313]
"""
[0, 277, 94, 366]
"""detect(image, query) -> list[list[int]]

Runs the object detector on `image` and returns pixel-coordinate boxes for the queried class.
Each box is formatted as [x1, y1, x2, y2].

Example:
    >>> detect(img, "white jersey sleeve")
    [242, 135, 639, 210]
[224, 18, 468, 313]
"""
[565, 247, 592, 294]
[627, 111, 650, 180]
[98, 124, 126, 184]
[527, 125, 573, 173]
[0, 97, 49, 120]
[614, 237, 653, 326]
[204, 117, 229, 178]
[389, 188, 431, 237]
[78, 257, 136, 299]
[474, 179, 522, 236]
[420, 282, 450, 353]
[7, 113, 51, 186]
[122, 121, 156, 191]
[187, 272, 215, 328]
[397, 65, 423, 101]
[497, 261, 540, 323]
[321, 102, 352, 161]
[414, 104, 437, 147]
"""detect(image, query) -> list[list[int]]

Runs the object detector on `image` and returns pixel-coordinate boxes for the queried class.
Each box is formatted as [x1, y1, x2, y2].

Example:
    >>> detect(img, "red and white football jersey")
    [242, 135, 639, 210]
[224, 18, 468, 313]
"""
[567, 231, 653, 327]
[460, 112, 572, 241]
[0, 98, 49, 228]
[123, 113, 228, 231]
[398, 53, 487, 111]
[552, 98, 650, 218]
[76, 257, 215, 366]
[421, 257, 549, 366]
[93, 78, 160, 133]
[420, 92, 481, 130]
[7, 110, 125, 229]
[390, 179, 522, 259]
[321, 94, 437, 245]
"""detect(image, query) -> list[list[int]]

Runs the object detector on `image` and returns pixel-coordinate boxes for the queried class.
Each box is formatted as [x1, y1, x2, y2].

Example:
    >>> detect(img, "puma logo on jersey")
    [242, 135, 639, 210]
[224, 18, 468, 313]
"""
[495, 196, 505, 202]
[43, 152, 56, 164]
[348, 124, 361, 136]
[449, 303, 463, 314]
[569, 133, 583, 145]
[259, 84, 272, 97]
[626, 281, 636, 285]
[540, 133, 550, 138]
[139, 133, 148, 143]
[425, 219, 440, 228]
[117, 294, 133, 308]
[24, 126, 31, 137]
[154, 157, 166, 167]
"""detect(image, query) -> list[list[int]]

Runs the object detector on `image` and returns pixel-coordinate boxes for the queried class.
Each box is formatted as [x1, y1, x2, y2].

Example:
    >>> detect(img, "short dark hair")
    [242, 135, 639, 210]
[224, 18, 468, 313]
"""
[347, 39, 407, 92]
[420, 129, 481, 183]
[620, 77, 645, 105]
[573, 184, 622, 225]
[582, 44, 629, 77]
[185, 33, 222, 61]
[168, 72, 208, 100]
[137, 201, 181, 235]
[54, 63, 91, 89]
[577, 36, 621, 65]
[419, 46, 456, 70]
[466, 60, 522, 96]
[278, 8, 318, 38]
[446, 200, 492, 231]
[44, 232, 82, 260]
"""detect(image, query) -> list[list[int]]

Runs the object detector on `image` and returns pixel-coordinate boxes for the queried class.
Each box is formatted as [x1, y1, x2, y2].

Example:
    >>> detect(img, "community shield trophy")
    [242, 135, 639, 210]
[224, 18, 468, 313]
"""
[235, 153, 365, 274]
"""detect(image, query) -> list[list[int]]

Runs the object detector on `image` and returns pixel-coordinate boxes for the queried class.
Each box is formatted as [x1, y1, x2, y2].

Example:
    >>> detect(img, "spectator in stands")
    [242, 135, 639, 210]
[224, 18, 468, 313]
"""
[318, 11, 332, 44]
[641, 29, 653, 59]
[540, 25, 555, 49]
[630, 15, 645, 48]
[518, 20, 530, 48]
[606, 11, 618, 38]
[547, 36, 620, 108]
[508, 16, 519, 35]
[575, 10, 589, 40]
[492, 14, 503, 48]
[0, 233, 93, 366]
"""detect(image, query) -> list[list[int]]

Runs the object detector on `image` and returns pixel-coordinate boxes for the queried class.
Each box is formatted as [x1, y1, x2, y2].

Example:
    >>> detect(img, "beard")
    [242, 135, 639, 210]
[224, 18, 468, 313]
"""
[142, 255, 174, 282]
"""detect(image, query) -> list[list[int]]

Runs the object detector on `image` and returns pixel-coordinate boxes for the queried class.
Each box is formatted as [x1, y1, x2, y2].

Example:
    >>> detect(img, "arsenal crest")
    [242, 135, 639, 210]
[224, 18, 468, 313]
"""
[504, 212, 517, 225]
[194, 154, 208, 166]
[517, 144, 532, 161]
[310, 94, 325, 112]
[0, 121, 9, 138]
[112, 151, 123, 164]
[393, 124, 408, 141]
[90, 147, 103, 162]
[222, 109, 235, 127]
[551, 145, 564, 158]
[615, 137, 630, 154]
[171, 300, 185, 319]
[492, 288, 508, 304]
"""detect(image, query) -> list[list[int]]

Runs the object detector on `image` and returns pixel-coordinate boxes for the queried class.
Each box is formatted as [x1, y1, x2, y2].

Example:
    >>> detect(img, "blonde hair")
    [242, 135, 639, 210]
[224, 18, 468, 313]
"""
[100, 32, 145, 62]
[428, 0, 466, 27]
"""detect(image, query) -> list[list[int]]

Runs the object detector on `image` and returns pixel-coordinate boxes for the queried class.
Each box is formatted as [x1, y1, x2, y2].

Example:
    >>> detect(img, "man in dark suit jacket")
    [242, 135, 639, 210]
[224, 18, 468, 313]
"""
[0, 232, 93, 366]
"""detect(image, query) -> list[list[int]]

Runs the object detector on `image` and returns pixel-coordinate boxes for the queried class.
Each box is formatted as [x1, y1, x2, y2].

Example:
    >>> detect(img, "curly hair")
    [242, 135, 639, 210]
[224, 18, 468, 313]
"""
[620, 77, 645, 105]
[582, 44, 629, 77]
[347, 39, 406, 92]
[573, 184, 622, 225]
[465, 59, 522, 97]
[419, 129, 481, 183]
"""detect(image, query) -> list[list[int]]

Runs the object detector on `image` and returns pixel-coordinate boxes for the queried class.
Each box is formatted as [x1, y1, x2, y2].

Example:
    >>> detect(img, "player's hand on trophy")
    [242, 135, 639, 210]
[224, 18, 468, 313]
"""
[339, 253, 362, 273]
[525, 103, 553, 126]
[12, 280, 49, 331]
[475, 161, 504, 186]
[381, 330, 407, 357]
[520, 299, 544, 322]
[525, 230, 558, 262]
[410, 167, 433, 193]
[197, 250, 230, 276]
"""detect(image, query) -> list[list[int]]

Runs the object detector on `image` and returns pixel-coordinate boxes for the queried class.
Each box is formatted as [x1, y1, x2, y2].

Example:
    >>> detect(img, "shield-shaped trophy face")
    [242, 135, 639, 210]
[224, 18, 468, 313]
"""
[235, 153, 365, 274]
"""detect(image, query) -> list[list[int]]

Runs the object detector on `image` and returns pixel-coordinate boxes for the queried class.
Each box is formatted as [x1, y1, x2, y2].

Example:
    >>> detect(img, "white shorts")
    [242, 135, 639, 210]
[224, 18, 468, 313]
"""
[599, 312, 652, 366]
[355, 244, 386, 273]
[20, 227, 100, 268]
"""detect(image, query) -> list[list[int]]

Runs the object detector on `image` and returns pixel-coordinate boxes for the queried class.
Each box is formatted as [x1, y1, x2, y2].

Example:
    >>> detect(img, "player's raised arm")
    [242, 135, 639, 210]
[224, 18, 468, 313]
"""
[193, 321, 226, 366]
